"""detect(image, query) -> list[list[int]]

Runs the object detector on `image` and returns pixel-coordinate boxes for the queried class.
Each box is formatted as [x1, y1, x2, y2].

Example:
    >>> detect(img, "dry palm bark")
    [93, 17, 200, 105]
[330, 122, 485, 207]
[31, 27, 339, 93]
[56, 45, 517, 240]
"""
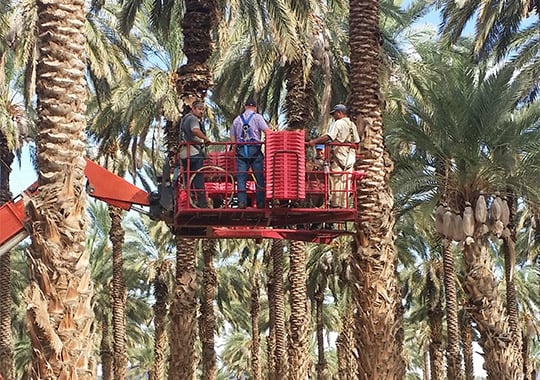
[271, 240, 288, 378]
[109, 206, 127, 379]
[463, 236, 522, 379]
[288, 240, 311, 380]
[151, 261, 170, 380]
[336, 305, 356, 380]
[266, 259, 276, 380]
[0, 136, 14, 380]
[168, 237, 198, 380]
[100, 318, 113, 380]
[427, 266, 444, 380]
[461, 311, 474, 380]
[442, 240, 464, 379]
[251, 272, 262, 380]
[315, 287, 327, 378]
[25, 0, 95, 375]
[199, 240, 217, 380]
[348, 0, 404, 378]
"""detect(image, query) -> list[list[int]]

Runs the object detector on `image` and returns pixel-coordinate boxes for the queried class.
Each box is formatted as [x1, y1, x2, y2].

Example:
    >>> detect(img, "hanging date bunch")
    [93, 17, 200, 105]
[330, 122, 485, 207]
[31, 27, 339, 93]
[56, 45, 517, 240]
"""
[435, 192, 511, 244]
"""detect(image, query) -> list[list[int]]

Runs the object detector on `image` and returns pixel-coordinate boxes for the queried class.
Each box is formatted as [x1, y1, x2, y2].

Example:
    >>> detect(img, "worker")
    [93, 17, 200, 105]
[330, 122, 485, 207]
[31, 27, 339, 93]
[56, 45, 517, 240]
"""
[308, 104, 360, 208]
[306, 144, 327, 208]
[178, 100, 211, 208]
[230, 98, 269, 209]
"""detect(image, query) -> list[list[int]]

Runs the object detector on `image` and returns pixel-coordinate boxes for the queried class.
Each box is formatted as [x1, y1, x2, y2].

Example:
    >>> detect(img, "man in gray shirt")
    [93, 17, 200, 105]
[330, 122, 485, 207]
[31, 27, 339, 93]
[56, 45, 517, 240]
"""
[179, 100, 211, 208]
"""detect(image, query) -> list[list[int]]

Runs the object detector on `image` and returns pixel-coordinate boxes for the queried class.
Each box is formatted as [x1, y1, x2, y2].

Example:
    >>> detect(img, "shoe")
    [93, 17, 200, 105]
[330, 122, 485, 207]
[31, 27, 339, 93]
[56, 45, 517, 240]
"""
[238, 202, 247, 209]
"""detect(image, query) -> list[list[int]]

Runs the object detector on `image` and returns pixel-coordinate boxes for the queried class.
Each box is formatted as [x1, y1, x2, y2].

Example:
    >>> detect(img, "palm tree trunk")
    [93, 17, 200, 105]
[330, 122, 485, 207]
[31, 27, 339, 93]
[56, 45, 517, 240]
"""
[109, 206, 128, 379]
[168, 237, 198, 380]
[100, 317, 114, 380]
[151, 261, 170, 380]
[349, 0, 404, 377]
[441, 240, 463, 379]
[427, 270, 444, 380]
[461, 311, 474, 380]
[251, 272, 262, 380]
[288, 240, 311, 380]
[271, 240, 288, 379]
[200, 239, 217, 380]
[266, 258, 276, 380]
[0, 141, 14, 380]
[336, 304, 356, 380]
[26, 0, 94, 374]
[462, 237, 522, 379]
[315, 288, 327, 379]
[0, 252, 13, 380]
[285, 60, 314, 130]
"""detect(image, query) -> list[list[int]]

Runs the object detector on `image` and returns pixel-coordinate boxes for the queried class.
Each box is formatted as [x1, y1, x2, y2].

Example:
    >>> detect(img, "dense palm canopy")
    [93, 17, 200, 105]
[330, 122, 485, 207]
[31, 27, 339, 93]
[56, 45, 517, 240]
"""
[3, 0, 540, 379]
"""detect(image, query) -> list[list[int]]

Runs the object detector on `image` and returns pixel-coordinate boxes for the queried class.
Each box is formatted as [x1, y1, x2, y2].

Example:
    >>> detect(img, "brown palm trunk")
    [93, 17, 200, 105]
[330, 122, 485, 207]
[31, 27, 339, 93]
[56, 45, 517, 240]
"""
[315, 288, 327, 379]
[427, 268, 444, 380]
[0, 142, 14, 380]
[349, 0, 404, 378]
[266, 257, 276, 380]
[441, 240, 463, 379]
[463, 237, 522, 378]
[461, 311, 474, 380]
[109, 206, 128, 379]
[26, 0, 95, 374]
[336, 304, 356, 380]
[150, 261, 170, 380]
[288, 240, 311, 380]
[200, 240, 217, 380]
[168, 237, 198, 380]
[100, 317, 114, 380]
[271, 240, 288, 378]
[251, 272, 262, 380]
[0, 250, 13, 380]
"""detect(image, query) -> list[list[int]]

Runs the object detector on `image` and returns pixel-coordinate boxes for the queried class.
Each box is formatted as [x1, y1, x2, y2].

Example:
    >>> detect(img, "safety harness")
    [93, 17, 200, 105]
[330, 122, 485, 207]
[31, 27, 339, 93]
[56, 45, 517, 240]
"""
[238, 112, 261, 159]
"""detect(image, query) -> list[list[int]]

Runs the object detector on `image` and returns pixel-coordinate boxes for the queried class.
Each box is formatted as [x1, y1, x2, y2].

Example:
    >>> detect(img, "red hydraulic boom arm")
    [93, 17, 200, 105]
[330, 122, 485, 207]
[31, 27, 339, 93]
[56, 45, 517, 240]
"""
[0, 158, 154, 256]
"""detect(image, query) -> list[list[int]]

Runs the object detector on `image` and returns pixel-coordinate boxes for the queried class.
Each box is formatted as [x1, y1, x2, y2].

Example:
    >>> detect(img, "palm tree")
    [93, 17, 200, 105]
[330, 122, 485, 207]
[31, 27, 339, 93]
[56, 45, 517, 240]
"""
[391, 36, 540, 377]
[23, 0, 95, 374]
[269, 240, 288, 379]
[200, 239, 217, 380]
[348, 0, 404, 377]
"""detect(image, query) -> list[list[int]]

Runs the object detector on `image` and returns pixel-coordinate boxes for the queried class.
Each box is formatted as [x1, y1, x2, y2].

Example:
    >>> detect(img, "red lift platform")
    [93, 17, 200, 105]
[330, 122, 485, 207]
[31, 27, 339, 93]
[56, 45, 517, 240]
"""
[172, 130, 365, 243]
[0, 131, 365, 254]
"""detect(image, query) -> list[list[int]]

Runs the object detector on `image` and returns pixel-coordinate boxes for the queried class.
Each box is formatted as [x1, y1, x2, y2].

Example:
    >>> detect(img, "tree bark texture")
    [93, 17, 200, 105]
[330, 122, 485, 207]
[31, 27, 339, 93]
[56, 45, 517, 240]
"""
[349, 0, 404, 377]
[27, 0, 94, 374]
[271, 240, 288, 379]
[151, 261, 170, 380]
[200, 240, 217, 380]
[442, 240, 463, 379]
[462, 236, 522, 379]
[168, 237, 198, 380]
[109, 206, 127, 380]
[288, 240, 311, 380]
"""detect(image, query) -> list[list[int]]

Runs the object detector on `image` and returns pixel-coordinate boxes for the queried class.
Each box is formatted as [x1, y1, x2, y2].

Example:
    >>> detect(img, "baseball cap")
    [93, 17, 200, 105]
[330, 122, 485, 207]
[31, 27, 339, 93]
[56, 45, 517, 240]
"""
[315, 144, 325, 150]
[330, 104, 347, 114]
[245, 98, 257, 107]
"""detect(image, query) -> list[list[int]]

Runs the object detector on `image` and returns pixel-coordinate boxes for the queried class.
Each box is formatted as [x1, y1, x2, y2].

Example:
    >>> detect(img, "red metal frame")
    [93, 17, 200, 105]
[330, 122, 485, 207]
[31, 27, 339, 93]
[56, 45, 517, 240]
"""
[1, 138, 365, 252]
[174, 133, 366, 240]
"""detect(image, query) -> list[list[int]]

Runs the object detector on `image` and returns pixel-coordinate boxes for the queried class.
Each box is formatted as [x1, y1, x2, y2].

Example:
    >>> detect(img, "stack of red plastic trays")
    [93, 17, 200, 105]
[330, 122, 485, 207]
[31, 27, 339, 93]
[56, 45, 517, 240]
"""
[265, 130, 306, 200]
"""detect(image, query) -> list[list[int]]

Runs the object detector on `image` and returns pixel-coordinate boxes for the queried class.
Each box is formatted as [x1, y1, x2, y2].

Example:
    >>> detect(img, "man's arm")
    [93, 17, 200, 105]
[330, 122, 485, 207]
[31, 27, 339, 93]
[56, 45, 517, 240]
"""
[192, 127, 210, 143]
[308, 134, 331, 147]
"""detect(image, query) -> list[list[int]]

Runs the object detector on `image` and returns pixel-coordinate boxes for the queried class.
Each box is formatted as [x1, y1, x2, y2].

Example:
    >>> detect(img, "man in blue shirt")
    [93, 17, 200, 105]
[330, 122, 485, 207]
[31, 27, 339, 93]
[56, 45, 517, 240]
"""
[230, 99, 269, 208]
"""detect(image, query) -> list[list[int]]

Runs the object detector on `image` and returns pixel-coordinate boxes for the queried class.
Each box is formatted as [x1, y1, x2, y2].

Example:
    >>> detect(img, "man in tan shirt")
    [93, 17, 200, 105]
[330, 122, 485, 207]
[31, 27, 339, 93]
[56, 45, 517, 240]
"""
[309, 104, 360, 208]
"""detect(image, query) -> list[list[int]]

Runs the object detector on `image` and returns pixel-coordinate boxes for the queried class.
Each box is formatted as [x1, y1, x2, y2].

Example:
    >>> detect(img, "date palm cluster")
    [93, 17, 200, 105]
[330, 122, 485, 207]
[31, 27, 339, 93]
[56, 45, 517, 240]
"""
[435, 194, 511, 244]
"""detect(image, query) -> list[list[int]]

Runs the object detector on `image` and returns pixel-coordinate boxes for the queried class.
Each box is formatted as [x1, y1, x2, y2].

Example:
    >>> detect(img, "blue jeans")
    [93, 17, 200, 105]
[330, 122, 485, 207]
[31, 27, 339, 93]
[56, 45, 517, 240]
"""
[181, 153, 207, 207]
[236, 145, 265, 206]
